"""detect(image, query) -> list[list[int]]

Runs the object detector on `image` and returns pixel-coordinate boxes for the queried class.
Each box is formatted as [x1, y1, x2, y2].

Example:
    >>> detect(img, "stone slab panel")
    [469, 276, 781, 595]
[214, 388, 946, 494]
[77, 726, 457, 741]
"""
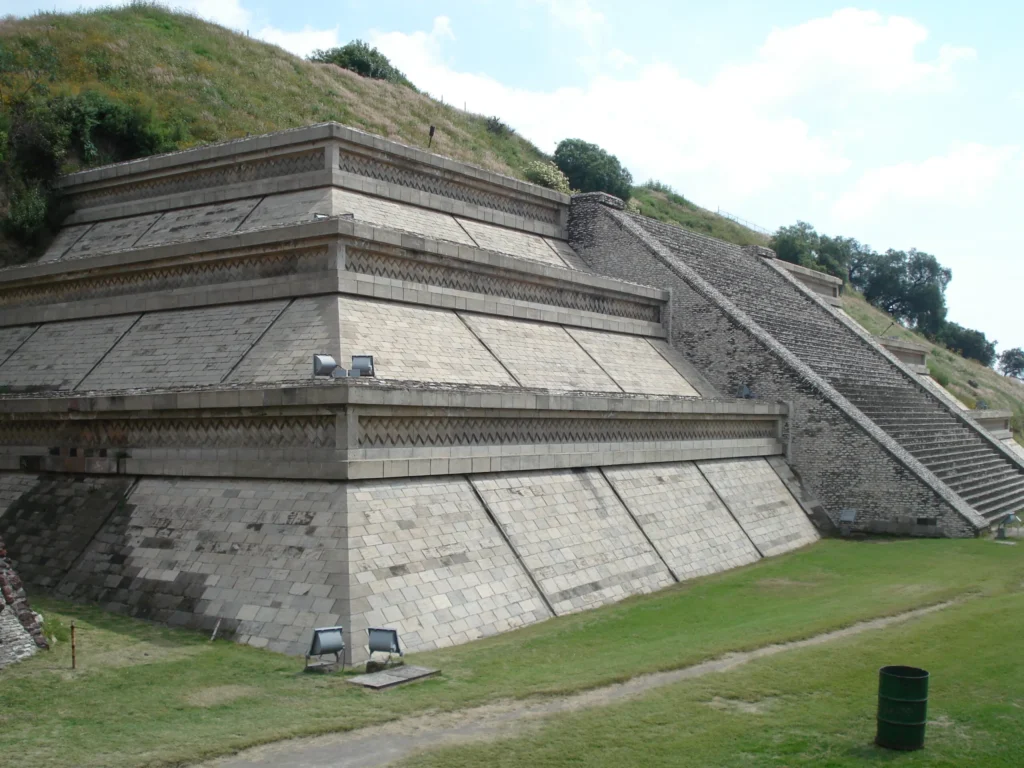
[333, 189, 476, 246]
[697, 459, 819, 557]
[0, 315, 139, 392]
[543, 237, 587, 269]
[63, 213, 162, 260]
[0, 326, 37, 365]
[566, 328, 700, 397]
[228, 297, 337, 384]
[38, 223, 92, 263]
[460, 314, 620, 392]
[471, 469, 673, 614]
[237, 189, 332, 232]
[79, 300, 288, 391]
[602, 463, 759, 580]
[0, 475, 133, 589]
[0, 474, 40, 521]
[134, 198, 261, 247]
[457, 218, 568, 268]
[0, 608, 38, 668]
[347, 477, 550, 658]
[339, 297, 515, 387]
[58, 477, 347, 655]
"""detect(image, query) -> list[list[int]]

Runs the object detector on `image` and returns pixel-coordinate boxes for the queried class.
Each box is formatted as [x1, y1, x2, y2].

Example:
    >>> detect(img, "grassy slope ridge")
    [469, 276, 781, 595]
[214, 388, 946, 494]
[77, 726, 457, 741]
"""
[1, 5, 758, 245]
[843, 292, 1024, 442]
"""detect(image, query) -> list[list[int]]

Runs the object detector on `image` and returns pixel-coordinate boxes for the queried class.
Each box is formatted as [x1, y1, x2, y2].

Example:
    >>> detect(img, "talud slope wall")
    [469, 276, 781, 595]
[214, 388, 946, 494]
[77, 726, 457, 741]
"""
[1, 459, 817, 661]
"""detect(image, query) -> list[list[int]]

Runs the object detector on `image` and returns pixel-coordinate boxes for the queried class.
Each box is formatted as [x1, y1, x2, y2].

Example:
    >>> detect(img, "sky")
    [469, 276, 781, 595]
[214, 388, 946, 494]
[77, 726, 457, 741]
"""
[6, 1, 1022, 353]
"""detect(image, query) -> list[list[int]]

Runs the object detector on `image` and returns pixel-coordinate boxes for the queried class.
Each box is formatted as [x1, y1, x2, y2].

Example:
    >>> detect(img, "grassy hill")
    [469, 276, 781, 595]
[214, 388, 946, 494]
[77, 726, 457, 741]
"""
[842, 292, 1024, 442]
[0, 4, 762, 254]
[3, 4, 1017, 440]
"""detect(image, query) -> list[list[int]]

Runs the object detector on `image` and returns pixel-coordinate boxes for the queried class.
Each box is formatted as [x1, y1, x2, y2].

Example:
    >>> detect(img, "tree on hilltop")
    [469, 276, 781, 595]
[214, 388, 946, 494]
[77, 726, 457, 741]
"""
[999, 348, 1024, 379]
[309, 41, 416, 89]
[553, 138, 633, 200]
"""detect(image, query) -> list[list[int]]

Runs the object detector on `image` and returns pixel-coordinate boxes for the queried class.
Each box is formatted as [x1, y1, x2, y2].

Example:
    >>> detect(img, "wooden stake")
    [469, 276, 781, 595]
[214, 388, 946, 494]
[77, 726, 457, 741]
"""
[71, 621, 76, 670]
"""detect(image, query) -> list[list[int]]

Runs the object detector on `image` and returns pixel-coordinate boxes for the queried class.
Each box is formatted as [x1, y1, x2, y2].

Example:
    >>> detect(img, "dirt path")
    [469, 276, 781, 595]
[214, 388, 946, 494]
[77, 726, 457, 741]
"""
[202, 601, 955, 768]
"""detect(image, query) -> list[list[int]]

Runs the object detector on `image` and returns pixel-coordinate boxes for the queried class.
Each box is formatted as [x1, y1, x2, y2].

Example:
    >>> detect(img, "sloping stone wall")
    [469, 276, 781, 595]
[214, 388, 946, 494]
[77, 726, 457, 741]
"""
[568, 195, 979, 537]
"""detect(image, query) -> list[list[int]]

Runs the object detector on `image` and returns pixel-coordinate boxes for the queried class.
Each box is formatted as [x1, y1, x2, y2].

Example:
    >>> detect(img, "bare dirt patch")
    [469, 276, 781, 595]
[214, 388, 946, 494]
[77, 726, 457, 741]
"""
[707, 696, 776, 715]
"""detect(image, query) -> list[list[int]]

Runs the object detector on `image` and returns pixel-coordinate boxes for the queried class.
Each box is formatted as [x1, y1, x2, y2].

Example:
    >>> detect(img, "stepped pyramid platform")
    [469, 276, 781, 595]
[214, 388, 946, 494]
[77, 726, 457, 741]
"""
[570, 192, 1023, 535]
[0, 124, 822, 662]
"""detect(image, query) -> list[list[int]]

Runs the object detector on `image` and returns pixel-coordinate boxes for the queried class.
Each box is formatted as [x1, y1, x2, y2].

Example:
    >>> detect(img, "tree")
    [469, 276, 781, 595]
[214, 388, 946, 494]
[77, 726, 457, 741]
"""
[309, 41, 416, 89]
[937, 322, 997, 367]
[552, 138, 633, 200]
[998, 347, 1024, 378]
[771, 222, 872, 281]
[853, 248, 950, 335]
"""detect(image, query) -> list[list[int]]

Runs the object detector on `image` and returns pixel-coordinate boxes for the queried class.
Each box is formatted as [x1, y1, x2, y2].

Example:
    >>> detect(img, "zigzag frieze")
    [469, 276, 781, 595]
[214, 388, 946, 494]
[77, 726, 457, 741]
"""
[358, 416, 776, 448]
[344, 249, 660, 322]
[338, 152, 559, 226]
[72, 149, 326, 208]
[0, 248, 327, 308]
[0, 416, 335, 449]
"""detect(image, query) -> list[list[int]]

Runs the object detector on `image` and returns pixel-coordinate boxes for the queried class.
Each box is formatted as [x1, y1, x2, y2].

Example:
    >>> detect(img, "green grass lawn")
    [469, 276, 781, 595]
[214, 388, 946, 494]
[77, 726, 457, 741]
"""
[399, 590, 1024, 768]
[2, 539, 1022, 767]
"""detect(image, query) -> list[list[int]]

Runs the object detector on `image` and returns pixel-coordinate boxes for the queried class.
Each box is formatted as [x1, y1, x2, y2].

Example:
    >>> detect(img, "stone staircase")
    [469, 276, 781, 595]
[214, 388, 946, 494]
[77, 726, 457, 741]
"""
[636, 216, 1024, 523]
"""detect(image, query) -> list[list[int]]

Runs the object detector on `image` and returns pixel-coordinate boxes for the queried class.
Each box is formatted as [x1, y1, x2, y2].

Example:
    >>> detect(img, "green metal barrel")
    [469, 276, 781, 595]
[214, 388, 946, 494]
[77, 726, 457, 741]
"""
[876, 665, 929, 750]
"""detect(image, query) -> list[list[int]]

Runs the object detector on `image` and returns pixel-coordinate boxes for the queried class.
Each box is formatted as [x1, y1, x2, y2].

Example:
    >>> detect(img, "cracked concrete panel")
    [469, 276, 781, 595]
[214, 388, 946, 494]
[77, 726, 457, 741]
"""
[332, 189, 475, 246]
[0, 315, 140, 392]
[134, 198, 261, 247]
[566, 328, 700, 397]
[63, 213, 163, 260]
[228, 297, 338, 384]
[79, 300, 288, 391]
[471, 469, 673, 615]
[698, 458, 819, 558]
[456, 218, 568, 268]
[37, 223, 92, 262]
[603, 463, 760, 580]
[461, 314, 619, 392]
[347, 476, 550, 660]
[339, 296, 515, 387]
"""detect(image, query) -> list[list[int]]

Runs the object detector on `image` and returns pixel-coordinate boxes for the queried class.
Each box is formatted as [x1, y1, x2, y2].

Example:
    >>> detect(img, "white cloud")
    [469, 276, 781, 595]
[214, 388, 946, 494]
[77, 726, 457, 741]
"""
[832, 143, 1019, 220]
[258, 25, 339, 57]
[606, 48, 635, 69]
[535, 0, 605, 45]
[371, 11, 973, 200]
[714, 9, 975, 106]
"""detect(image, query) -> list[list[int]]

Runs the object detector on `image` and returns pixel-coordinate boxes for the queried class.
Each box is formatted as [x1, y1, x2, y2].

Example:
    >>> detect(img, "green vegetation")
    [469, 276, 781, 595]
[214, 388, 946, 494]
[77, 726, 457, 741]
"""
[3, 539, 1022, 767]
[630, 181, 769, 246]
[308, 40, 416, 89]
[842, 292, 1024, 444]
[400, 591, 1024, 768]
[523, 159, 571, 193]
[998, 347, 1024, 379]
[553, 137, 634, 200]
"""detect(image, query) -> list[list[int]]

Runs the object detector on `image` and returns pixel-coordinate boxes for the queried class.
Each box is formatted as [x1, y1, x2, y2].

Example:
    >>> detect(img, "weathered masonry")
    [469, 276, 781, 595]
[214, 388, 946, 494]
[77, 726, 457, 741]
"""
[0, 123, 1003, 663]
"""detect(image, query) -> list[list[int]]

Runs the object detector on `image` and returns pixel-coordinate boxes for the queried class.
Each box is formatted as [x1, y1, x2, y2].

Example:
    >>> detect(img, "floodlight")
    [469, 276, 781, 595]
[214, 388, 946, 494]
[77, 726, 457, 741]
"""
[736, 384, 755, 400]
[313, 354, 338, 377]
[305, 625, 345, 670]
[351, 355, 375, 377]
[312, 212, 330, 220]
[367, 627, 402, 664]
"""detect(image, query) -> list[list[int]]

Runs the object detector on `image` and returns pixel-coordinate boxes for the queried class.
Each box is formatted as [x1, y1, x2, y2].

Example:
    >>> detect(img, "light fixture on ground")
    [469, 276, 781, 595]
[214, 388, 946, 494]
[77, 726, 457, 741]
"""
[305, 625, 345, 671]
[367, 627, 402, 666]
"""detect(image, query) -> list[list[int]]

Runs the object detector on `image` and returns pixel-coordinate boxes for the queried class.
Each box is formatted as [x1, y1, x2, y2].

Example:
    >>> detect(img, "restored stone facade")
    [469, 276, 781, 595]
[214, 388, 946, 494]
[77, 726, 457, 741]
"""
[0, 124, 848, 663]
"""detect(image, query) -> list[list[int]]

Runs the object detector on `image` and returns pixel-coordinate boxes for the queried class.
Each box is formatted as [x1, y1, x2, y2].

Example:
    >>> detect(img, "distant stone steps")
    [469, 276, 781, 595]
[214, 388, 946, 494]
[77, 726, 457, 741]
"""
[635, 215, 1024, 526]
